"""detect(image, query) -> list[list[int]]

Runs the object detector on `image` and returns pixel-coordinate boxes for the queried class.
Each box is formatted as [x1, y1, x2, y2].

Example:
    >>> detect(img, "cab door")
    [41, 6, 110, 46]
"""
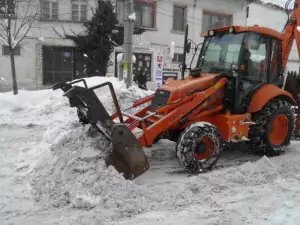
[234, 33, 270, 113]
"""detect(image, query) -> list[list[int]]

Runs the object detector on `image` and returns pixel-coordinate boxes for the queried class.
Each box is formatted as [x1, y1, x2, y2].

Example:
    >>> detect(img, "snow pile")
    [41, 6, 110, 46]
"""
[22, 77, 195, 219]
[29, 123, 194, 218]
[2, 76, 300, 224]
[29, 117, 300, 222]
[29, 134, 300, 223]
[0, 76, 153, 126]
[30, 123, 121, 208]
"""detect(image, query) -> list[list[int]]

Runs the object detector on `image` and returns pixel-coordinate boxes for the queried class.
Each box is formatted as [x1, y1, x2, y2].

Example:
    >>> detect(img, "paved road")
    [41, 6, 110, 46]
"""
[134, 139, 262, 185]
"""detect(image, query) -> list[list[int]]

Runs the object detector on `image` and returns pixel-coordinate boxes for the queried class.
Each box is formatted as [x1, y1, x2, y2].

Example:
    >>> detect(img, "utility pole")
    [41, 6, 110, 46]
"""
[123, 0, 134, 88]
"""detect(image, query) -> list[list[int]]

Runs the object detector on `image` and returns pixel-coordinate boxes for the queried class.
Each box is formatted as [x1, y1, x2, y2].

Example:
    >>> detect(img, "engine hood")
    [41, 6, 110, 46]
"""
[159, 74, 220, 102]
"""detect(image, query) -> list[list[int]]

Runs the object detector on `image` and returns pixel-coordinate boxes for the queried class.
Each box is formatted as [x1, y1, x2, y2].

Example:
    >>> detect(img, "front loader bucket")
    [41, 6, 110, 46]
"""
[52, 79, 149, 179]
[106, 124, 149, 179]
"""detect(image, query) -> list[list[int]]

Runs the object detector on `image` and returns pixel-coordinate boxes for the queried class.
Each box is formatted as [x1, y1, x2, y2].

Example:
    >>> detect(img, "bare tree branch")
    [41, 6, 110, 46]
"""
[0, 23, 7, 32]
[13, 19, 17, 37]
[0, 32, 8, 45]
[0, 0, 41, 95]
[0, 31, 7, 39]
[13, 11, 38, 49]
[0, 26, 6, 33]
[13, 0, 33, 39]
[12, 0, 18, 36]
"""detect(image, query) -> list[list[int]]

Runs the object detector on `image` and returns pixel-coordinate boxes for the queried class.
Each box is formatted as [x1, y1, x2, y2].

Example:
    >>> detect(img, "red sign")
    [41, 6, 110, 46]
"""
[157, 56, 162, 62]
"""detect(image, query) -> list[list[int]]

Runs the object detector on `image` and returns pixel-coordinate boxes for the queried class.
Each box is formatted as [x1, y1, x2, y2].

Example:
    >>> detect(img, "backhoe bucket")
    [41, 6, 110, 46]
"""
[52, 79, 149, 179]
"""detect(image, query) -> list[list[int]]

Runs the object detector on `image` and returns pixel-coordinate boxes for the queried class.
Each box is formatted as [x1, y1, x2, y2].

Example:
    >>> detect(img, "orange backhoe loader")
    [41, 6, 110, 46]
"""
[53, 0, 300, 179]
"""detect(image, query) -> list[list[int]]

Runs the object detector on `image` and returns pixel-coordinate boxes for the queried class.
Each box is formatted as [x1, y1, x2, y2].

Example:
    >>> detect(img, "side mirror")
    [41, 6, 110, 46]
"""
[185, 41, 191, 53]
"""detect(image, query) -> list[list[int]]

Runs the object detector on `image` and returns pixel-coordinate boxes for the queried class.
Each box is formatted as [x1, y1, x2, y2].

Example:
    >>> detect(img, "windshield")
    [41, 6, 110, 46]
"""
[197, 32, 245, 74]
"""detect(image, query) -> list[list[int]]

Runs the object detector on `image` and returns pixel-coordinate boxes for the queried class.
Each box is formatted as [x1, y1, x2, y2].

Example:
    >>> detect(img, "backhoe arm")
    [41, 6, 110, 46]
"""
[282, 0, 300, 69]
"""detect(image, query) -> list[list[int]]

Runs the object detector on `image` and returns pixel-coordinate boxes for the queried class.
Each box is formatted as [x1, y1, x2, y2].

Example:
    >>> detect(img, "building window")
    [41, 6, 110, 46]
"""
[172, 53, 184, 63]
[0, 0, 15, 15]
[43, 46, 74, 85]
[135, 2, 154, 28]
[2, 46, 21, 56]
[42, 1, 59, 20]
[116, 0, 155, 28]
[71, 0, 87, 21]
[173, 5, 186, 32]
[202, 11, 233, 33]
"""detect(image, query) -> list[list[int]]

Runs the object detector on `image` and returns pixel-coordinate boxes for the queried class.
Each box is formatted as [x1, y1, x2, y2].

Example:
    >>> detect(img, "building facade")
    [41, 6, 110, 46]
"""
[112, 0, 247, 88]
[246, 1, 299, 73]
[0, 0, 98, 91]
[0, 0, 247, 91]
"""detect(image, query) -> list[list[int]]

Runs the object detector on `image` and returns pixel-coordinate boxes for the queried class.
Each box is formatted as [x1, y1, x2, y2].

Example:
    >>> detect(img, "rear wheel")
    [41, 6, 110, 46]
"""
[176, 122, 222, 173]
[248, 99, 295, 156]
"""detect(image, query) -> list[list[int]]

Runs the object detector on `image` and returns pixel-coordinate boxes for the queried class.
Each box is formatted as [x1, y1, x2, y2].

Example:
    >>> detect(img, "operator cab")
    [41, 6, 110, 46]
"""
[195, 26, 284, 114]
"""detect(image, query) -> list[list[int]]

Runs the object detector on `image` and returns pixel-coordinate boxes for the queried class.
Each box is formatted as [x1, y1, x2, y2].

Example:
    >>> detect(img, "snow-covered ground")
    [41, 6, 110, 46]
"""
[1, 77, 300, 225]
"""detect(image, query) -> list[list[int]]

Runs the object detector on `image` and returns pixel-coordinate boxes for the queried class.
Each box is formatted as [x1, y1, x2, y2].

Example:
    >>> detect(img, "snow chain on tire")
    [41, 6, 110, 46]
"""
[248, 99, 295, 156]
[176, 122, 222, 174]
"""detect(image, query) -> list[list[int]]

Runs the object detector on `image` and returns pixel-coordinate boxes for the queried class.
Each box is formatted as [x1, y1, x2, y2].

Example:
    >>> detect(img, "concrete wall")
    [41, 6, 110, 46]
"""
[246, 2, 300, 72]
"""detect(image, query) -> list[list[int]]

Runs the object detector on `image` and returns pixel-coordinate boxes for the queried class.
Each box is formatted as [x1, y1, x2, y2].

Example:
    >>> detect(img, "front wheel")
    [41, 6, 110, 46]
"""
[248, 99, 295, 156]
[176, 122, 223, 173]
